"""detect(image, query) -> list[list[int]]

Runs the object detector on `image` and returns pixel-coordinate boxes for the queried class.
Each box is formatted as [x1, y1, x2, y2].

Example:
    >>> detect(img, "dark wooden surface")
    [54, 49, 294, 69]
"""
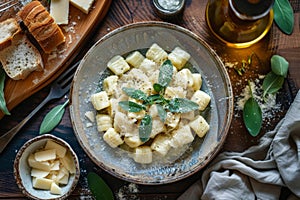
[1, 0, 300, 199]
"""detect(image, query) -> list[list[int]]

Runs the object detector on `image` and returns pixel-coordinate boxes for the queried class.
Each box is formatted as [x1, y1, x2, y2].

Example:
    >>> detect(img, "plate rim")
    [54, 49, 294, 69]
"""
[70, 21, 234, 185]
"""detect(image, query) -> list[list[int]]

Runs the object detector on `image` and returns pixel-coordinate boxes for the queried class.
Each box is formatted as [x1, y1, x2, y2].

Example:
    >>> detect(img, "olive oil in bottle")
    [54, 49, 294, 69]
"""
[205, 0, 274, 48]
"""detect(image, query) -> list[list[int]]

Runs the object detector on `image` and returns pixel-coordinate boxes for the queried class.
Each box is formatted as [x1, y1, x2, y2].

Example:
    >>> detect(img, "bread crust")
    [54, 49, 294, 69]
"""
[38, 28, 65, 53]
[18, 1, 65, 54]
[17, 1, 41, 24]
[0, 18, 21, 51]
[28, 10, 54, 33]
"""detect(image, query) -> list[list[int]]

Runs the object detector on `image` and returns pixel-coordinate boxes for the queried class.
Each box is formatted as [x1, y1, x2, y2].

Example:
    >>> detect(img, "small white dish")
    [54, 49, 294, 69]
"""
[14, 134, 80, 200]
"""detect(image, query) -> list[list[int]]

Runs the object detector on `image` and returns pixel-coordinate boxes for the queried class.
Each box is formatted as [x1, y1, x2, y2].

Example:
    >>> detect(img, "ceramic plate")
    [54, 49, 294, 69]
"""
[70, 21, 233, 185]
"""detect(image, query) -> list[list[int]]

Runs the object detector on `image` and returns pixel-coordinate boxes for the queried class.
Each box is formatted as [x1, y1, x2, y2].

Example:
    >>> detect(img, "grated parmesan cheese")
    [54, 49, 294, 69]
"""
[117, 183, 139, 200]
[235, 80, 281, 120]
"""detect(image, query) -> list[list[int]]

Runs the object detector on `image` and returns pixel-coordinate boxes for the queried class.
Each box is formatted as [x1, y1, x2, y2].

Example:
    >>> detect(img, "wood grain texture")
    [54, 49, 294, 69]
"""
[0, 0, 299, 199]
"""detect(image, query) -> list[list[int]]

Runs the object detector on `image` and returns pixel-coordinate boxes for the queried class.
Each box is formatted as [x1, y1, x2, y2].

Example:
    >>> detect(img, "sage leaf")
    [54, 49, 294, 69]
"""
[158, 60, 173, 87]
[167, 98, 199, 113]
[122, 87, 147, 101]
[119, 101, 145, 112]
[87, 172, 114, 200]
[0, 68, 10, 115]
[144, 94, 164, 105]
[262, 72, 284, 98]
[153, 83, 164, 93]
[273, 0, 294, 35]
[270, 55, 289, 78]
[139, 114, 152, 142]
[39, 100, 69, 134]
[243, 97, 262, 137]
[156, 104, 167, 122]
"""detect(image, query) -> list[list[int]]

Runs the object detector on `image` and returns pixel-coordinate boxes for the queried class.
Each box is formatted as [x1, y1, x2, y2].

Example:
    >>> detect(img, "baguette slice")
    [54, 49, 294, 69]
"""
[0, 33, 44, 80]
[0, 18, 21, 51]
[18, 1, 65, 54]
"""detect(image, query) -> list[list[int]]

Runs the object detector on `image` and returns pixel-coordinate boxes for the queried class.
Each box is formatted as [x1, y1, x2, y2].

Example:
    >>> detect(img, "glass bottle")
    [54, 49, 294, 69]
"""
[206, 0, 274, 48]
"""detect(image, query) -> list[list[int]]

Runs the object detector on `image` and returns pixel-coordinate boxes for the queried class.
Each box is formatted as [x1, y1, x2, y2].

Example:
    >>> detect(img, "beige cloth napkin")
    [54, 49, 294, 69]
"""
[178, 90, 300, 200]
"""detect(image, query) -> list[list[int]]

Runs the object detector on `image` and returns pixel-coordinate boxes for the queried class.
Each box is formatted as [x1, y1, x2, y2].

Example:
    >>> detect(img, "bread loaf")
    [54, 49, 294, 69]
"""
[0, 33, 44, 80]
[18, 1, 65, 54]
[0, 18, 21, 51]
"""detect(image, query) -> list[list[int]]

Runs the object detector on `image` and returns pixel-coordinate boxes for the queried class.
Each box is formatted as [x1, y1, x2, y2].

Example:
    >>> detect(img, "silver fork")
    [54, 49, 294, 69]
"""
[0, 60, 80, 154]
[0, 0, 19, 13]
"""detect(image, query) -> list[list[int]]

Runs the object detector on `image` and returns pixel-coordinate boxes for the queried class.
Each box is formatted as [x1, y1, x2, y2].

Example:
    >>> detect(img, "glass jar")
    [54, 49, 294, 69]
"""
[205, 0, 274, 48]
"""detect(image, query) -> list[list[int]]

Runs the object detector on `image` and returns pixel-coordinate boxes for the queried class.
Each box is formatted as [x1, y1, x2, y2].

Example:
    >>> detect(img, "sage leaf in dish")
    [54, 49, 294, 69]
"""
[87, 172, 114, 200]
[0, 68, 10, 115]
[167, 98, 199, 113]
[139, 114, 152, 142]
[243, 97, 262, 137]
[122, 87, 147, 101]
[273, 0, 294, 35]
[39, 99, 69, 134]
[156, 104, 167, 122]
[153, 83, 164, 93]
[270, 55, 289, 78]
[158, 59, 173, 87]
[119, 101, 145, 112]
[144, 94, 165, 105]
[262, 71, 284, 98]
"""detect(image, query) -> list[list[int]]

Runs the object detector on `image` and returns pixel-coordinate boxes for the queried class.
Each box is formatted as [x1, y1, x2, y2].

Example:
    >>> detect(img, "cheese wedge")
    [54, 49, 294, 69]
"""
[70, 0, 95, 14]
[31, 168, 50, 178]
[34, 149, 56, 162]
[45, 140, 67, 158]
[28, 154, 51, 171]
[50, 0, 69, 25]
[50, 182, 62, 195]
[33, 177, 53, 190]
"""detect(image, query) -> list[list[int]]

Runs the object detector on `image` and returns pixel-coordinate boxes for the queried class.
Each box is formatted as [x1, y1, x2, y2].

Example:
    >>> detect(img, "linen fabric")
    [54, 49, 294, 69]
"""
[178, 90, 300, 200]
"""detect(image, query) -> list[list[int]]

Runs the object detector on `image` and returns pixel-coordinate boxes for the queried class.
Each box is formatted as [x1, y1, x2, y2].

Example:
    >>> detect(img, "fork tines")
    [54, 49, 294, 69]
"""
[0, 0, 19, 13]
[56, 60, 81, 89]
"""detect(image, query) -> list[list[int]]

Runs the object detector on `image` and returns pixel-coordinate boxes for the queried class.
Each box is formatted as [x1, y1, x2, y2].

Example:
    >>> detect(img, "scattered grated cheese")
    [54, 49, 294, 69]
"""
[117, 183, 139, 200]
[235, 80, 281, 120]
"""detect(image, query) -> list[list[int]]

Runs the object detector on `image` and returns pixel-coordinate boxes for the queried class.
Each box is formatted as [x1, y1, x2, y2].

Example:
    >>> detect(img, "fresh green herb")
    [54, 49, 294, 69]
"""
[167, 98, 199, 113]
[156, 104, 167, 122]
[270, 55, 289, 77]
[139, 115, 152, 142]
[144, 94, 166, 105]
[0, 68, 10, 115]
[243, 81, 262, 137]
[158, 59, 173, 87]
[262, 71, 285, 98]
[153, 83, 165, 93]
[122, 87, 148, 101]
[273, 0, 294, 35]
[87, 172, 114, 200]
[39, 99, 69, 134]
[262, 55, 289, 98]
[119, 101, 145, 112]
[118, 59, 200, 142]
[234, 53, 256, 76]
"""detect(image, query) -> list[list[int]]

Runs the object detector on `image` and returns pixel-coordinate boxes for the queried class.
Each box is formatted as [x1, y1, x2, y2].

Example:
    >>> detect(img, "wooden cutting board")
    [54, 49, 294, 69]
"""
[0, 0, 112, 119]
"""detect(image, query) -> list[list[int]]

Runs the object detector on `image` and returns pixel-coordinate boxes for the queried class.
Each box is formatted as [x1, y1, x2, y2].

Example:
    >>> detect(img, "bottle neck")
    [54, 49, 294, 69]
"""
[229, 0, 274, 21]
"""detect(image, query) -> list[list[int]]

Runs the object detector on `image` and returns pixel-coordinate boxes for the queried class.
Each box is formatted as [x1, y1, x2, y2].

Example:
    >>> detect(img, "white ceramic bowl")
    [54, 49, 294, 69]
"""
[70, 21, 233, 185]
[14, 134, 80, 200]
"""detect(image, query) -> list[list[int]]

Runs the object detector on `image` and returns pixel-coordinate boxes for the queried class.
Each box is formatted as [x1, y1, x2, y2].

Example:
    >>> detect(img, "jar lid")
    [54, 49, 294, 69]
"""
[152, 0, 186, 20]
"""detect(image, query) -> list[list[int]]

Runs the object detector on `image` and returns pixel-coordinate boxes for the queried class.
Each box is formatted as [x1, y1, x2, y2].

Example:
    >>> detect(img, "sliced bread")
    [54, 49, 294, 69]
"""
[0, 18, 21, 51]
[18, 1, 65, 54]
[0, 33, 44, 80]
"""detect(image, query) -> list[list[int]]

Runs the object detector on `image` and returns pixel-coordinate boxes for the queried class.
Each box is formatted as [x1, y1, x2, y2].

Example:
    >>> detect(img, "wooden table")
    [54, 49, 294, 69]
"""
[1, 0, 299, 199]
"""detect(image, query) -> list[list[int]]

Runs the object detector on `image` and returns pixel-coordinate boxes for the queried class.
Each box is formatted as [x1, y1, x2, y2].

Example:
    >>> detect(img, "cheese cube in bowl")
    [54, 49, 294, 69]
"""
[14, 134, 80, 200]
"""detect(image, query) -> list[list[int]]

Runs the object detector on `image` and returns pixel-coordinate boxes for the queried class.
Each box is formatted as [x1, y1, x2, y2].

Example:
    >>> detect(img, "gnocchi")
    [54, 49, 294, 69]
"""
[90, 44, 211, 164]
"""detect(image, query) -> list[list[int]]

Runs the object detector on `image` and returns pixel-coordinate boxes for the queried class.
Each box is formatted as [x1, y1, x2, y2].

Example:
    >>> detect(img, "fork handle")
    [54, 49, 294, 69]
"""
[0, 95, 52, 154]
